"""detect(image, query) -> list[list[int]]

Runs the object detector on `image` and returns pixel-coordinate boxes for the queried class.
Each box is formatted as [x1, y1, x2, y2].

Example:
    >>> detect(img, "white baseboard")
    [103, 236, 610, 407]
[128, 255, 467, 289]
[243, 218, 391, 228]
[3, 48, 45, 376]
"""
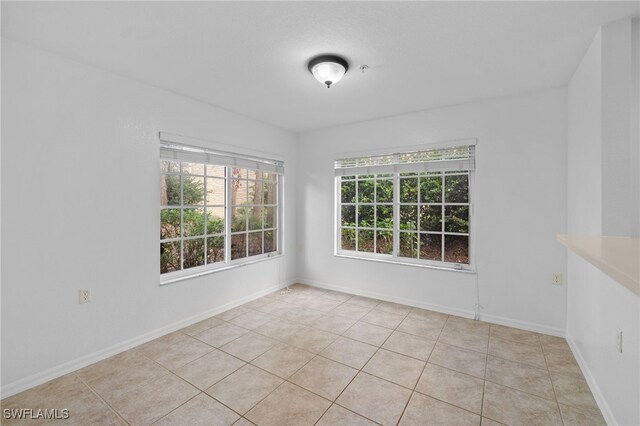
[298, 277, 475, 319]
[1, 280, 292, 399]
[565, 332, 616, 426]
[298, 278, 565, 337]
[479, 313, 565, 337]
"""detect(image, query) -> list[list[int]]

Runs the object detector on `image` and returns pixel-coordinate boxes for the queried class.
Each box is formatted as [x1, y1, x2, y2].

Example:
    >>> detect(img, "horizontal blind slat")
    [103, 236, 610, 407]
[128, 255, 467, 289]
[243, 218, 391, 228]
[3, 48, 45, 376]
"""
[334, 145, 475, 176]
[160, 143, 284, 175]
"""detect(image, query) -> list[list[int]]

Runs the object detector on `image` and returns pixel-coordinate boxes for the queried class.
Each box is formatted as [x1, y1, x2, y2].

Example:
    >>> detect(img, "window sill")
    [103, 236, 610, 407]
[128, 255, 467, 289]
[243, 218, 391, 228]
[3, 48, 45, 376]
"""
[334, 253, 476, 274]
[160, 253, 283, 286]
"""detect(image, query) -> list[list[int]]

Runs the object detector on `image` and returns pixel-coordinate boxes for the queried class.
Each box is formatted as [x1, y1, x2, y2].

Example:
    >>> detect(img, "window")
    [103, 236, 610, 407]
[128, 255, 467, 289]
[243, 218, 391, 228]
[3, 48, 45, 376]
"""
[336, 143, 474, 270]
[159, 133, 283, 282]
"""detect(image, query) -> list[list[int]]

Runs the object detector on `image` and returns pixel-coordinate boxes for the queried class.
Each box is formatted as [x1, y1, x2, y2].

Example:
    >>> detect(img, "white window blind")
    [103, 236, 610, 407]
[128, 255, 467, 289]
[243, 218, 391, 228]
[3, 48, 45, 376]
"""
[334, 144, 475, 176]
[159, 132, 284, 175]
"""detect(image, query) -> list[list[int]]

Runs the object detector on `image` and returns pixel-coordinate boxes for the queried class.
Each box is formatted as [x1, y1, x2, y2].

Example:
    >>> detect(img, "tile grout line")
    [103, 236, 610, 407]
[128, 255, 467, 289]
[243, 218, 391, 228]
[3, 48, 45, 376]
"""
[73, 372, 131, 426]
[151, 288, 348, 424]
[206, 302, 332, 423]
[148, 393, 204, 425]
[242, 295, 486, 425]
[543, 338, 569, 426]
[135, 332, 257, 424]
[238, 288, 361, 424]
[484, 324, 556, 422]
[285, 298, 413, 425]
[321, 301, 415, 425]
[141, 354, 236, 424]
[395, 312, 450, 425]
[90, 356, 202, 426]
[479, 323, 494, 422]
[78, 350, 200, 426]
[310, 298, 383, 425]
[316, 302, 411, 424]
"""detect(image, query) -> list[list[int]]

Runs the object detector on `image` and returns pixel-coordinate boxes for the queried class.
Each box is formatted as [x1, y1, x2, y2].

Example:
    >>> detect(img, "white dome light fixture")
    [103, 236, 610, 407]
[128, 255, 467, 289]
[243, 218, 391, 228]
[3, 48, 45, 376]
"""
[308, 55, 349, 88]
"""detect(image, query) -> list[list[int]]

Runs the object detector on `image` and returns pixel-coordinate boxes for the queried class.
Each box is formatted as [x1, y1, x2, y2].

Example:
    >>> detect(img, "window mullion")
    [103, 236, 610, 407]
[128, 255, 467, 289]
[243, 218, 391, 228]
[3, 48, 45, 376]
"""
[335, 177, 340, 253]
[355, 179, 359, 251]
[393, 173, 399, 257]
[277, 175, 282, 254]
[441, 174, 445, 262]
[417, 175, 421, 260]
[180, 170, 184, 271]
[245, 177, 249, 258]
[373, 178, 377, 254]
[203, 174, 208, 265]
[224, 167, 232, 263]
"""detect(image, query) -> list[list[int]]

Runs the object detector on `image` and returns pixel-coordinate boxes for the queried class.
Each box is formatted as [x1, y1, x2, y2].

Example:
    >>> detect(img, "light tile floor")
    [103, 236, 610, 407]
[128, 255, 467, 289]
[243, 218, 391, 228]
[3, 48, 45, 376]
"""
[2, 284, 606, 426]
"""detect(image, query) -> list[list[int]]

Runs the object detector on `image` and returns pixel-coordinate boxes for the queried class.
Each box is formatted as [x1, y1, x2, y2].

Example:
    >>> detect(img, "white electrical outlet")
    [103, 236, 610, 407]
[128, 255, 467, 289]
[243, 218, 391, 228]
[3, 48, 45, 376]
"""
[79, 289, 91, 304]
[552, 273, 563, 285]
[616, 329, 623, 353]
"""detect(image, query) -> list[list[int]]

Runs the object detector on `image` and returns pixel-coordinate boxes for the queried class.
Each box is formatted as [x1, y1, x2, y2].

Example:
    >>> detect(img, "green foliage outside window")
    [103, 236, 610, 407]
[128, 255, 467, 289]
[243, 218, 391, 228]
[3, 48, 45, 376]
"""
[160, 172, 224, 274]
[339, 171, 470, 264]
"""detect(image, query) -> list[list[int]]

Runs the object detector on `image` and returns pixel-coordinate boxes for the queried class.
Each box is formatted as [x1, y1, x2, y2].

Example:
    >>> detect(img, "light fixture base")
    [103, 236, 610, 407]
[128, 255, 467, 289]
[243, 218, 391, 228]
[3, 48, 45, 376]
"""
[307, 55, 349, 73]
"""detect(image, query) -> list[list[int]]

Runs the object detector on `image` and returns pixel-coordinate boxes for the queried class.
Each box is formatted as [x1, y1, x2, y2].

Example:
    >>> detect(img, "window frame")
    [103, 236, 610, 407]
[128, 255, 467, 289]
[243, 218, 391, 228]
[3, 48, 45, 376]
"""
[159, 136, 284, 285]
[334, 143, 475, 273]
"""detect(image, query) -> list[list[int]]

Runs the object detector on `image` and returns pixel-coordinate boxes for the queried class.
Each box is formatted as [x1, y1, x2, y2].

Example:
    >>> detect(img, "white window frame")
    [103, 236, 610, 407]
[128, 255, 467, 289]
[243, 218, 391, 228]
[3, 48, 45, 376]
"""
[159, 132, 284, 285]
[334, 140, 476, 273]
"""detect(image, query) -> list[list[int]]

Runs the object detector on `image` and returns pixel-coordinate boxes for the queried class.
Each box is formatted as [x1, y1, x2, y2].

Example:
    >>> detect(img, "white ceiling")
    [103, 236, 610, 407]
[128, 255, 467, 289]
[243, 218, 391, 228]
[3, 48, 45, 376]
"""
[2, 1, 639, 132]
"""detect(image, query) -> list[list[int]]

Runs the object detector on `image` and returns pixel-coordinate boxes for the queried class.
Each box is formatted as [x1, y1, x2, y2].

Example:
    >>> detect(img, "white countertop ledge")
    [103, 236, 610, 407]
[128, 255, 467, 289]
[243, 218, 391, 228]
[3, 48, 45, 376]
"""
[557, 234, 639, 296]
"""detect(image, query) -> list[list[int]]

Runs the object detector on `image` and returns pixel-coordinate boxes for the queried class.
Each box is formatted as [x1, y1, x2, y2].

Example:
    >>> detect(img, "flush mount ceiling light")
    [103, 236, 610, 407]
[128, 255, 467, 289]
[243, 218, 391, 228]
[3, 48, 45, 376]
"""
[307, 55, 349, 88]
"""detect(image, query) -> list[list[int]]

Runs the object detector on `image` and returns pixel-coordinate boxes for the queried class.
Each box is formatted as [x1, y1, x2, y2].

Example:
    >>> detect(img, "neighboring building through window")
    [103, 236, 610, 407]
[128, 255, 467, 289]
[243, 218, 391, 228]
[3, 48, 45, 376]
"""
[335, 143, 475, 270]
[159, 134, 283, 282]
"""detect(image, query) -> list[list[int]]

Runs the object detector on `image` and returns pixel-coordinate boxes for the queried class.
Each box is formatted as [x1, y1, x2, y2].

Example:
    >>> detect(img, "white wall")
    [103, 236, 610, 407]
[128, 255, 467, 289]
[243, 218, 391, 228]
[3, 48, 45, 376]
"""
[601, 19, 635, 237]
[566, 18, 640, 426]
[0, 39, 298, 393]
[297, 88, 568, 333]
[632, 18, 640, 238]
[567, 31, 602, 236]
